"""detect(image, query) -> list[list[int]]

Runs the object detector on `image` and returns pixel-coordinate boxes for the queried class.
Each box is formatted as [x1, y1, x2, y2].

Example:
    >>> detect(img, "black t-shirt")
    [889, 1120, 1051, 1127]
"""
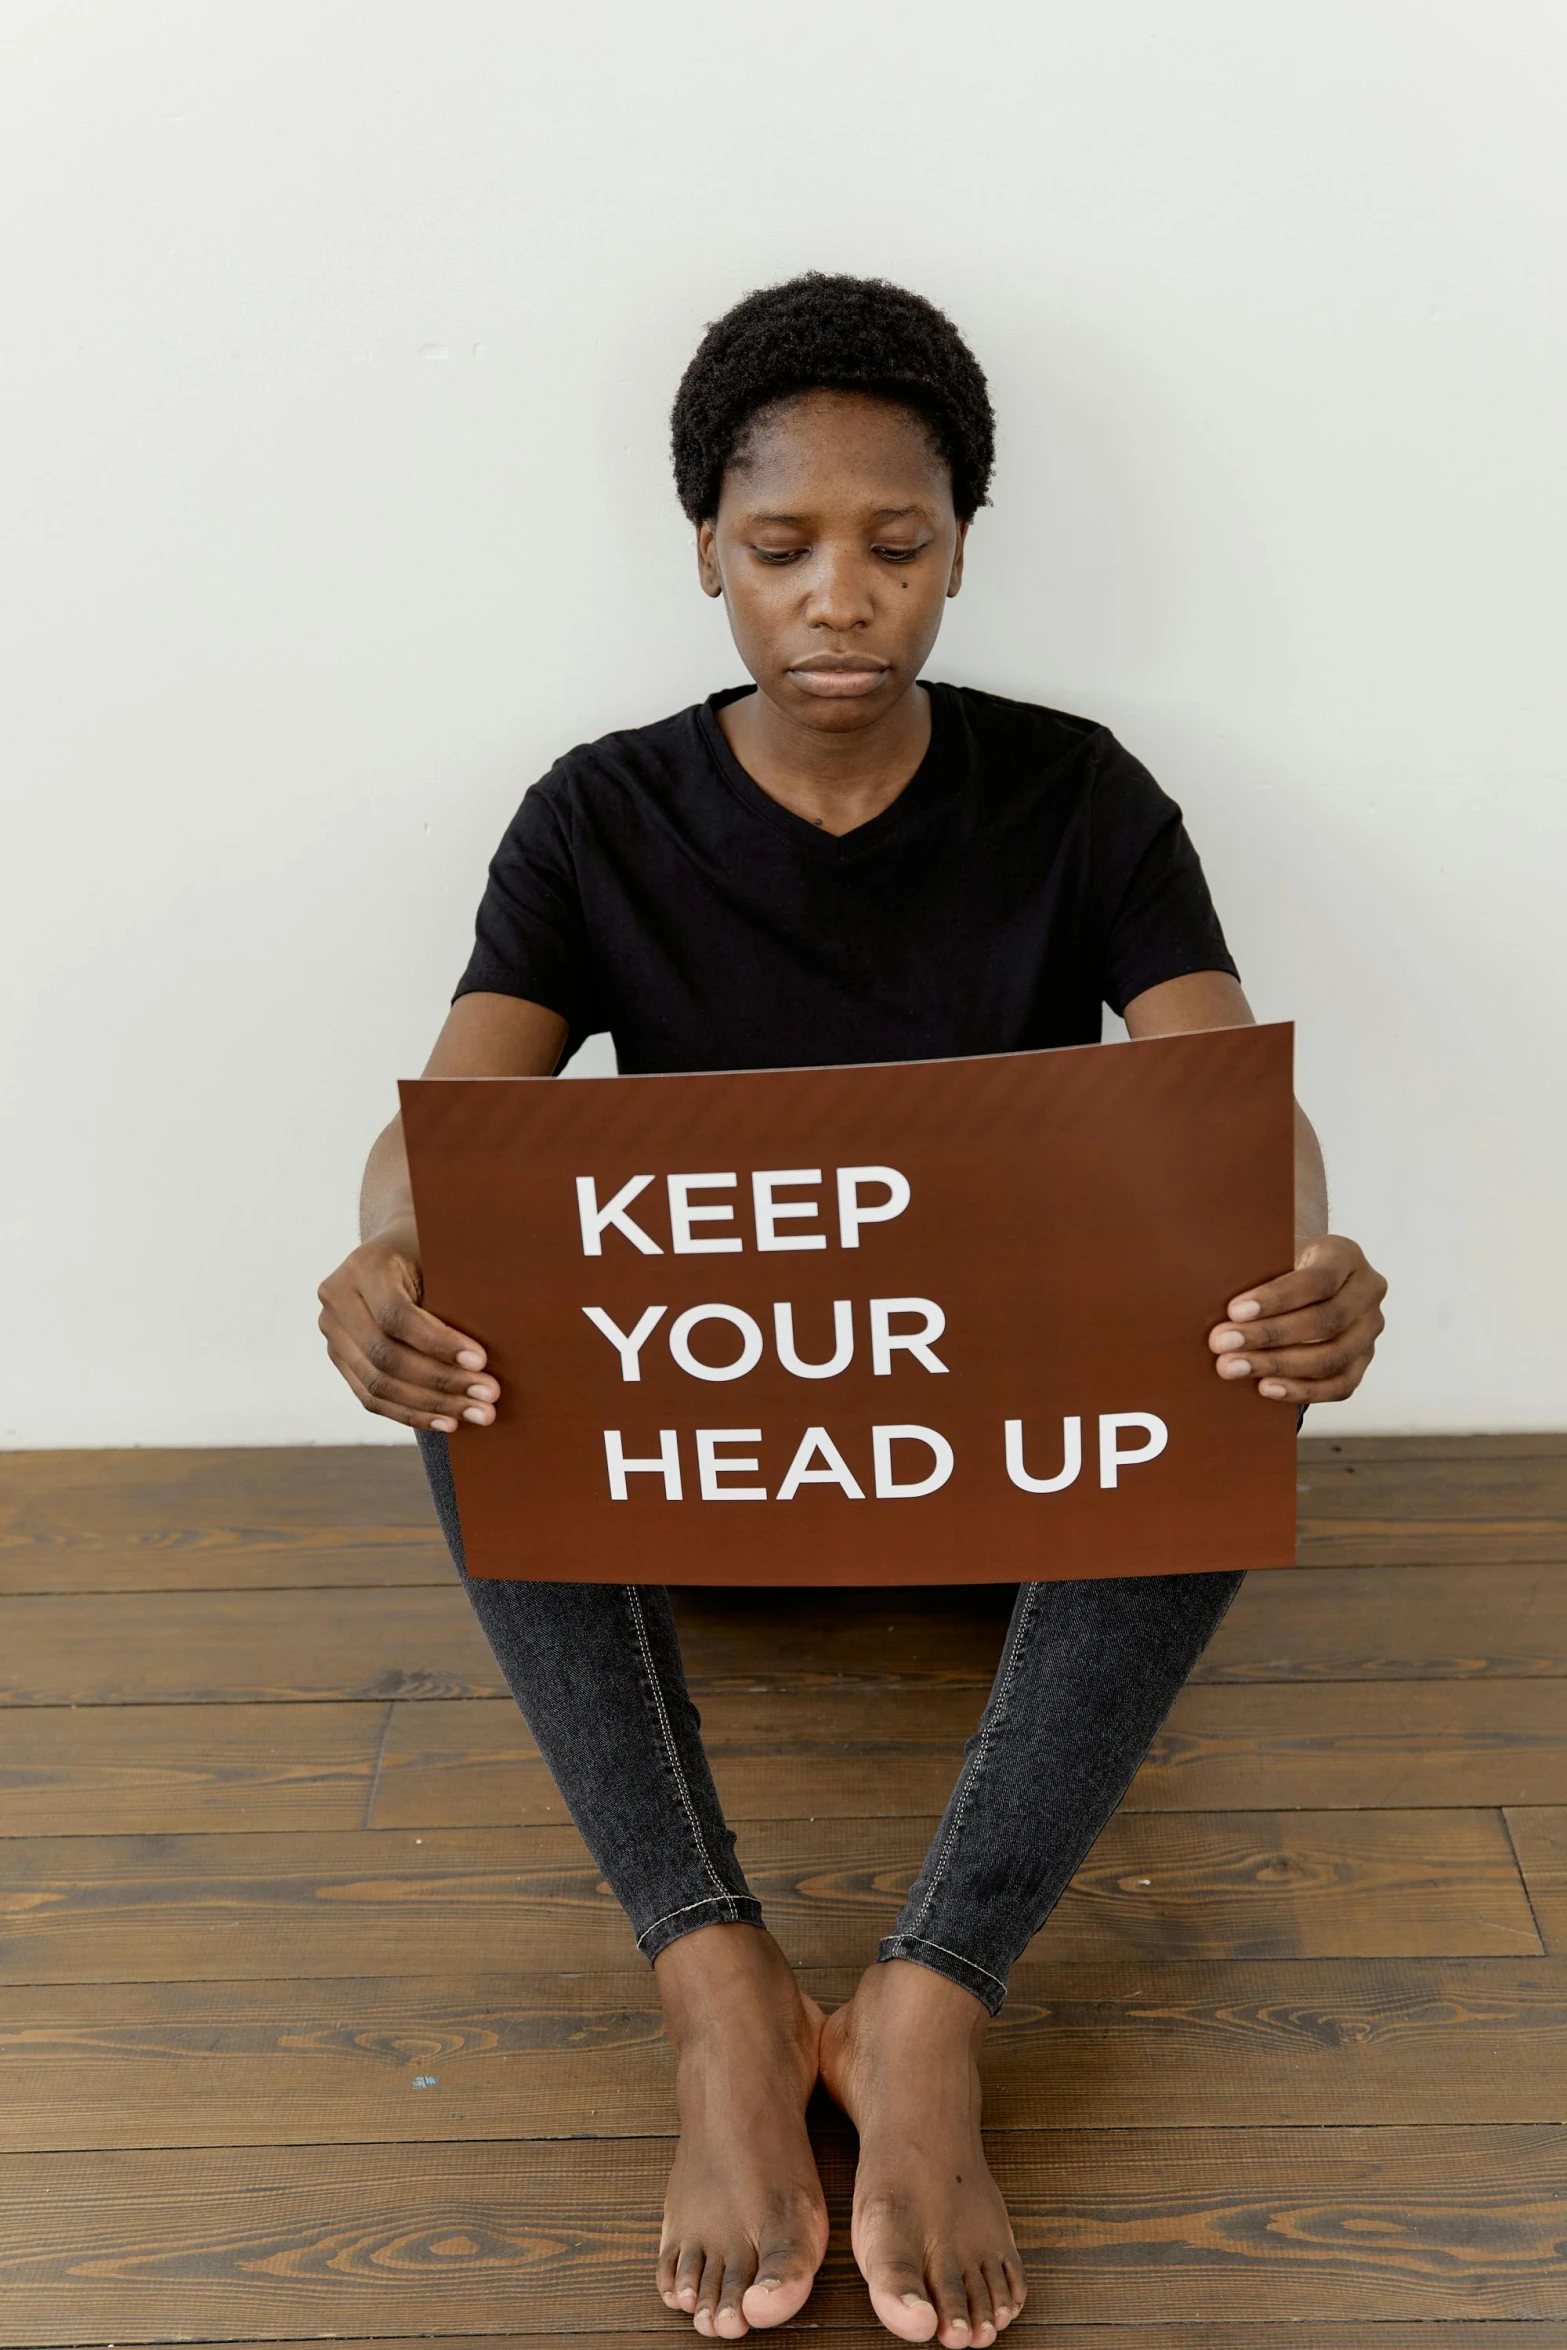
[455, 681, 1237, 1075]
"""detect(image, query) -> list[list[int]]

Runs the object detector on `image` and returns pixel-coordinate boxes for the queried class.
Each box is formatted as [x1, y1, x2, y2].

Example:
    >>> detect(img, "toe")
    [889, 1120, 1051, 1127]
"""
[980, 2259, 1013, 2328]
[964, 2265, 997, 2345]
[714, 2247, 754, 2338]
[742, 2226, 817, 2327]
[930, 2259, 973, 2346]
[865, 2258, 939, 2342]
[693, 2247, 728, 2337]
[673, 2241, 704, 2315]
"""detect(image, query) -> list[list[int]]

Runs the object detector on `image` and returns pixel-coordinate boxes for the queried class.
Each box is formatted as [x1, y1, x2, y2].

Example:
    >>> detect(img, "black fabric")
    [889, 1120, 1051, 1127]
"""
[456, 681, 1237, 1074]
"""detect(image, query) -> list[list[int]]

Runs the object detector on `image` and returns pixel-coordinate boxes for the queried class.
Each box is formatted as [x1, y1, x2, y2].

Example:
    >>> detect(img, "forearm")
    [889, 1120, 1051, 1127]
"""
[359, 1115, 419, 1253]
[1294, 1101, 1328, 1252]
[354, 993, 570, 1256]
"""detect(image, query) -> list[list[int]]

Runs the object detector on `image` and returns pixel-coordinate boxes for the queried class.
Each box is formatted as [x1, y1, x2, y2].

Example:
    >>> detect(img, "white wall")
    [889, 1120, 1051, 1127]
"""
[3, 0, 1562, 1444]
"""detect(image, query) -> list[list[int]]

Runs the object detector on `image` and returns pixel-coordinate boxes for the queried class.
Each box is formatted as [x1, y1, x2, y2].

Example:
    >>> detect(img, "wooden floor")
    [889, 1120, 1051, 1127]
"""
[3, 1435, 1567, 2347]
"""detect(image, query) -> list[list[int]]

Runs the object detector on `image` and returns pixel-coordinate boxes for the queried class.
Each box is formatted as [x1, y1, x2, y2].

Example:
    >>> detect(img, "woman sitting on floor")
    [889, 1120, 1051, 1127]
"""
[317, 271, 1386, 2348]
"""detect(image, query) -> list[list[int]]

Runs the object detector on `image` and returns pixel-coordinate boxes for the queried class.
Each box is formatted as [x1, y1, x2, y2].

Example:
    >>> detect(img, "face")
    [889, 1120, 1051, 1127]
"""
[696, 390, 967, 732]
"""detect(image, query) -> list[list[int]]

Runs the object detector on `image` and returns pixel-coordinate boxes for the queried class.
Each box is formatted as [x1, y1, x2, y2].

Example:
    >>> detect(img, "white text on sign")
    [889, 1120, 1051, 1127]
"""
[575, 1166, 1170, 1505]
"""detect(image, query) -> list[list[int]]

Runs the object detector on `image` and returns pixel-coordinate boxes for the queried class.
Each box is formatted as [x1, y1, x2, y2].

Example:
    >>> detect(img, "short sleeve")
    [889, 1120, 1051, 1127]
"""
[453, 775, 605, 1039]
[1091, 737, 1239, 1014]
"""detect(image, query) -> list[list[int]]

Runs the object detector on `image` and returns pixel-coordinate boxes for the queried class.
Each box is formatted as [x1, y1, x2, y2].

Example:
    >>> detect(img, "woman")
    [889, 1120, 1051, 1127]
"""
[317, 273, 1386, 2348]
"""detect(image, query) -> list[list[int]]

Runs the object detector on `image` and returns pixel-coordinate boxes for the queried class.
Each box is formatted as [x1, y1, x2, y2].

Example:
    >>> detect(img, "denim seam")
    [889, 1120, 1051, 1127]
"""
[987, 1572, 1251, 1986]
[637, 1892, 761, 1950]
[1048, 1573, 1253, 1875]
[883, 1932, 1009, 1996]
[907, 1578, 1041, 1939]
[623, 1583, 734, 1914]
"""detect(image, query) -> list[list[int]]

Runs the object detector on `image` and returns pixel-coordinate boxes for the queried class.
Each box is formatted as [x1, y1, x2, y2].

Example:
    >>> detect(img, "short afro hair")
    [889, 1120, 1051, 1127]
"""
[670, 271, 995, 525]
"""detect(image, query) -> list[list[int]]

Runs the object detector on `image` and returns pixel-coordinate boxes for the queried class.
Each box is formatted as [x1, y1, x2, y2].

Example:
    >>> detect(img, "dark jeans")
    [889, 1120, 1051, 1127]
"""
[416, 1429, 1271, 2013]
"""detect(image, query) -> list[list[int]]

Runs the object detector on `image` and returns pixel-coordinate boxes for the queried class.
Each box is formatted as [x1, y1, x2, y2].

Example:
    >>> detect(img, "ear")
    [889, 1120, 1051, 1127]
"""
[696, 521, 724, 600]
[946, 519, 970, 600]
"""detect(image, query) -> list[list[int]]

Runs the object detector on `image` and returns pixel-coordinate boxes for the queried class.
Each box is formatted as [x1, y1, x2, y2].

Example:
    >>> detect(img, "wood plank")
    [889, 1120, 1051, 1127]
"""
[0, 1444, 446, 1594]
[0, 1443, 433, 1529]
[1301, 1524, 1567, 1567]
[0, 1810, 1537, 1984]
[5, 1957, 1565, 2152]
[5, 2130, 1565, 2341]
[8, 1563, 1567, 1711]
[0, 1587, 502, 1705]
[0, 1701, 388, 1836]
[366, 1680, 1567, 1831]
[1505, 1808, 1567, 1951]
[1137, 1680, 1567, 1807]
[1200, 1559, 1567, 1681]
[1035, 1807, 1539, 1962]
[0, 1532, 448, 1596]
[1296, 1446, 1567, 1564]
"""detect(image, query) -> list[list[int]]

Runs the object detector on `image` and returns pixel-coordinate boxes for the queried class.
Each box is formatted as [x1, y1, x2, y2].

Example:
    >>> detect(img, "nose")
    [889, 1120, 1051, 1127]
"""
[802, 543, 876, 633]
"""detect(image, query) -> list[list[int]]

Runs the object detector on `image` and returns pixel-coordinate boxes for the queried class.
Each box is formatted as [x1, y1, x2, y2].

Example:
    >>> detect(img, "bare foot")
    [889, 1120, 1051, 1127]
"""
[819, 1958, 1026, 2347]
[654, 1922, 829, 2338]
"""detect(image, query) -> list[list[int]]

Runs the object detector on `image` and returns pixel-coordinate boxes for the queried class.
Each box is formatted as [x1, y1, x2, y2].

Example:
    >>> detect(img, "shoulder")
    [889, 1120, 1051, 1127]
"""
[936, 683, 1176, 817]
[937, 680, 1108, 771]
[483, 701, 711, 864]
[530, 702, 709, 813]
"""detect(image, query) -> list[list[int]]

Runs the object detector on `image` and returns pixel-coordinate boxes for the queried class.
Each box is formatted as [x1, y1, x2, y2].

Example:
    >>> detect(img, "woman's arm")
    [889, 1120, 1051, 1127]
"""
[318, 993, 568, 1432]
[1123, 969, 1386, 1406]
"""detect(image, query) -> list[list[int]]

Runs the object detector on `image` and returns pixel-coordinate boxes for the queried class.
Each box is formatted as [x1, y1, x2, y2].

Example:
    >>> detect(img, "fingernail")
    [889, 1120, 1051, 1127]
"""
[456, 1349, 485, 1369]
[461, 1405, 490, 1423]
[1214, 1329, 1247, 1351]
[466, 1383, 497, 1401]
[431, 1417, 458, 1433]
[1259, 1379, 1289, 1399]
[1219, 1358, 1251, 1377]
[1230, 1299, 1261, 1320]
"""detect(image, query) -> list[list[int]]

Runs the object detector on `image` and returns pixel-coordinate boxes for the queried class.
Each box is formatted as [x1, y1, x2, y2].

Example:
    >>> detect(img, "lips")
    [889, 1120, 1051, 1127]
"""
[786, 658, 891, 698]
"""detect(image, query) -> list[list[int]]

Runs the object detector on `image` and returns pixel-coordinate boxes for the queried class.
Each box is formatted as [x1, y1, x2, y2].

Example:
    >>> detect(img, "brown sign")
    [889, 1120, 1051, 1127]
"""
[400, 1024, 1296, 1584]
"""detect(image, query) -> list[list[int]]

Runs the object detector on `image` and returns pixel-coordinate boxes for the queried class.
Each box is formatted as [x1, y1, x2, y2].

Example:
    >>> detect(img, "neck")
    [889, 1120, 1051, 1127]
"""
[719, 683, 932, 837]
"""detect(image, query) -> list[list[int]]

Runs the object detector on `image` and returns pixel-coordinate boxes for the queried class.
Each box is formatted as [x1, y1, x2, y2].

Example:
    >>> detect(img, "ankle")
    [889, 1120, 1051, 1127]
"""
[845, 1957, 990, 2055]
[655, 1922, 805, 2041]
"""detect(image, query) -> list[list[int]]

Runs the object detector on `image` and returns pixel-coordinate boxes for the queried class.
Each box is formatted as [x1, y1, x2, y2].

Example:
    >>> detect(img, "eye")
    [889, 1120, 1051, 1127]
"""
[873, 544, 924, 563]
[752, 546, 807, 565]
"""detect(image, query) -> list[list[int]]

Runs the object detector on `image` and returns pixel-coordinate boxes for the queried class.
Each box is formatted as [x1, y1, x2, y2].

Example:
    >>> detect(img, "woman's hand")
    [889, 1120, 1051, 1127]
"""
[317, 1234, 499, 1432]
[1209, 1234, 1387, 1405]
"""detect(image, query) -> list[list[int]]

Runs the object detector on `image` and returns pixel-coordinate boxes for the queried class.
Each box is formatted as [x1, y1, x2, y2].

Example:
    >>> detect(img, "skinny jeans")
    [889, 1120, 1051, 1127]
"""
[416, 1428, 1250, 2015]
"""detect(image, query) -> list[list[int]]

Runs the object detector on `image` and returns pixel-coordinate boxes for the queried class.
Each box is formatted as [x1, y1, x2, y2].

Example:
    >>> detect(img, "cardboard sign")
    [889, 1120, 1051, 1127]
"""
[400, 1024, 1297, 1584]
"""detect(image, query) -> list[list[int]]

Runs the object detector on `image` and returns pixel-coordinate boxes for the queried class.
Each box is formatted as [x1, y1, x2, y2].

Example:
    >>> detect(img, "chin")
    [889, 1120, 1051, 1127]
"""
[778, 678, 902, 727]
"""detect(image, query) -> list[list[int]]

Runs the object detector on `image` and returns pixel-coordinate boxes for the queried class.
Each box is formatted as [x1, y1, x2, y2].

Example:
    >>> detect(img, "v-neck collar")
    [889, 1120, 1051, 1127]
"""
[696, 681, 959, 861]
